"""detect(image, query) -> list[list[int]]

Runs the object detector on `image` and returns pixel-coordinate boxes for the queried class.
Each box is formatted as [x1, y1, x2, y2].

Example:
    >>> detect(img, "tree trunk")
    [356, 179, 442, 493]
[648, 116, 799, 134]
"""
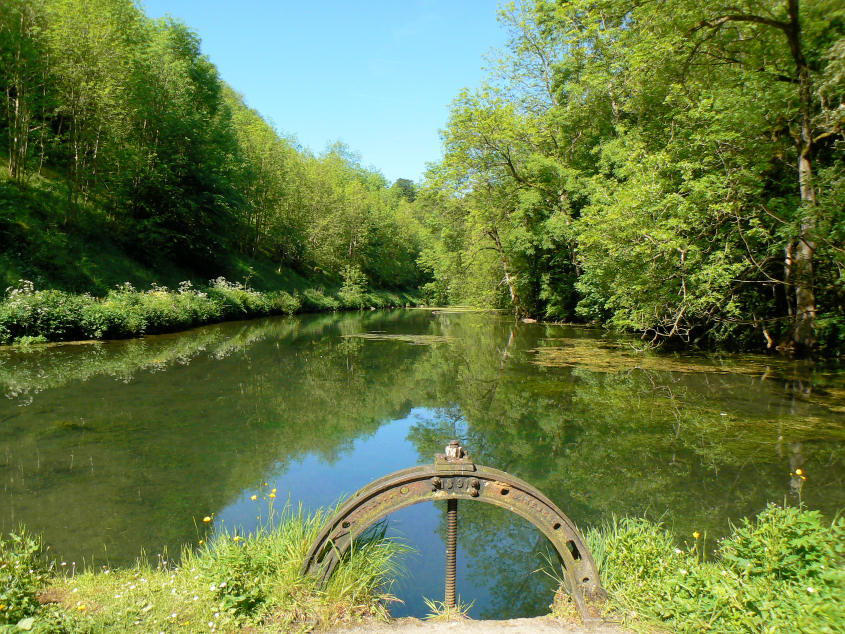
[488, 227, 522, 317]
[786, 0, 816, 352]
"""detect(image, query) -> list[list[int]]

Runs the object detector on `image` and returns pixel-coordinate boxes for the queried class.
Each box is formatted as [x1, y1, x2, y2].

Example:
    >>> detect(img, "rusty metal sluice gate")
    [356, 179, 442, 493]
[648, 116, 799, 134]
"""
[302, 440, 606, 621]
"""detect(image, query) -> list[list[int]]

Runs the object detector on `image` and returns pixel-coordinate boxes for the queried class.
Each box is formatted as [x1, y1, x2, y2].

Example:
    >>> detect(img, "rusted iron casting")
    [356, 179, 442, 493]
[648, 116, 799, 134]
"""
[301, 441, 606, 621]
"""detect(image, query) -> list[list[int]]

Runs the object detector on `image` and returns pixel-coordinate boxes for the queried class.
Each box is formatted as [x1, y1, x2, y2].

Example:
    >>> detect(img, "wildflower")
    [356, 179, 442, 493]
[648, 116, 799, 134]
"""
[269, 493, 276, 499]
[233, 536, 242, 542]
[807, 586, 815, 593]
[271, 488, 277, 493]
[77, 604, 86, 611]
[795, 468, 803, 475]
[0, 604, 5, 611]
[202, 516, 212, 523]
[250, 495, 257, 501]
[693, 531, 701, 539]
[674, 548, 683, 554]
[218, 582, 226, 588]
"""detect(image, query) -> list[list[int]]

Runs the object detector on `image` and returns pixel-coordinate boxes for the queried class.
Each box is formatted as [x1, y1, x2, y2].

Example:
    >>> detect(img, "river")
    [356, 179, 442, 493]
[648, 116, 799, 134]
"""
[1, 309, 843, 618]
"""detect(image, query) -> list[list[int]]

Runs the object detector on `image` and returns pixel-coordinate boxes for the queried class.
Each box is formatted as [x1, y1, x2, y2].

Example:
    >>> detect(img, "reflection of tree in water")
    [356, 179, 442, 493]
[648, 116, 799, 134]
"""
[405, 315, 845, 614]
[1, 308, 842, 604]
[0, 310, 436, 564]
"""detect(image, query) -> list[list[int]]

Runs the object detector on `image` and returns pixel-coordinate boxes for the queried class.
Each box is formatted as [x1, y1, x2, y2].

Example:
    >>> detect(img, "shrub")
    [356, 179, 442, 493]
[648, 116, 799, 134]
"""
[0, 528, 49, 625]
[300, 288, 340, 312]
[719, 504, 839, 582]
[268, 291, 300, 315]
[588, 506, 845, 633]
[338, 265, 368, 309]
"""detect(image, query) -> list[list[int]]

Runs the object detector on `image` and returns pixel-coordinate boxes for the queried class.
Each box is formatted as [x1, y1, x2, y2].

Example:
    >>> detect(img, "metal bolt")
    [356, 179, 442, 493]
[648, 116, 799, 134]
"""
[445, 440, 464, 459]
[445, 498, 457, 608]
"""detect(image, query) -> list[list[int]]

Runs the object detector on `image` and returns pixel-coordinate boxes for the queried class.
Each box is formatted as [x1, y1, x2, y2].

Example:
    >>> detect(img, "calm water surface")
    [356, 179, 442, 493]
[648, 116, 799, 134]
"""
[1, 310, 843, 618]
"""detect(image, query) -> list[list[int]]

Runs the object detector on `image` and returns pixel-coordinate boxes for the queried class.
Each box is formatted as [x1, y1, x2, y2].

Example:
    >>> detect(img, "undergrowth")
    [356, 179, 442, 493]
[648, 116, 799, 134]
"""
[0, 279, 422, 345]
[576, 505, 844, 633]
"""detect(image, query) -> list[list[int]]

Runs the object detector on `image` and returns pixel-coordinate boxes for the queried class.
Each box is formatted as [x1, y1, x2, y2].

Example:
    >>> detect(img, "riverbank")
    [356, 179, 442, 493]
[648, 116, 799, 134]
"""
[3, 504, 840, 632]
[0, 279, 423, 345]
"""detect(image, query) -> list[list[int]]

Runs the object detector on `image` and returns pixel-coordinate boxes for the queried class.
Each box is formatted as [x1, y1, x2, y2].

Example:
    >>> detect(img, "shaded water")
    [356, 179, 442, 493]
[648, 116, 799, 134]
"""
[1, 310, 843, 619]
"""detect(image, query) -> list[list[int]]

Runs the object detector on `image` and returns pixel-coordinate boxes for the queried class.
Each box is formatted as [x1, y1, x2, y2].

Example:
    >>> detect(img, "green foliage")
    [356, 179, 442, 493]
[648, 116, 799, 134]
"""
[0, 0, 426, 311]
[590, 506, 845, 633]
[419, 0, 845, 352]
[0, 279, 418, 344]
[719, 505, 840, 583]
[0, 528, 48, 625]
[30, 504, 406, 632]
[338, 264, 368, 309]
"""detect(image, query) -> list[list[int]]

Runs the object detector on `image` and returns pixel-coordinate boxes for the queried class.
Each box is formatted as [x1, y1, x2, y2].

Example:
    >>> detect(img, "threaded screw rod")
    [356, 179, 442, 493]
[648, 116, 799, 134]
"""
[445, 498, 457, 608]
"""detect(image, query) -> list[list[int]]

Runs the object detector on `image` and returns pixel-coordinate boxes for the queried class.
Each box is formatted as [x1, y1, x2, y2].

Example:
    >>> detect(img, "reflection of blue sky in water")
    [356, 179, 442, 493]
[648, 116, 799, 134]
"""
[3, 310, 843, 619]
[218, 408, 545, 619]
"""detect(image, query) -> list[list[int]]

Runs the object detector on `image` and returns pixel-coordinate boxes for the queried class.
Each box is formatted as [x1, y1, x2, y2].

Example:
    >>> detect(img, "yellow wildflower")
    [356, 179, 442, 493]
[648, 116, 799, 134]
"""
[271, 488, 277, 493]
[795, 468, 803, 475]
[198, 539, 204, 545]
[202, 516, 212, 523]
[233, 536, 242, 542]
[693, 531, 701, 539]
[250, 495, 257, 501]
[269, 493, 276, 499]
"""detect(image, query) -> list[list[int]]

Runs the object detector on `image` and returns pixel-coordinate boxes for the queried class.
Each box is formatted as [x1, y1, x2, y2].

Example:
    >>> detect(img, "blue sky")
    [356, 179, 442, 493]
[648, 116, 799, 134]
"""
[140, 1, 508, 183]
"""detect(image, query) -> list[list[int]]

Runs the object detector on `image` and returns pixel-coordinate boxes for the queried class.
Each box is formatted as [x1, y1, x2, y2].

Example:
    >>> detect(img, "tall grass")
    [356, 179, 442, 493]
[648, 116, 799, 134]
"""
[577, 505, 844, 633]
[7, 502, 407, 632]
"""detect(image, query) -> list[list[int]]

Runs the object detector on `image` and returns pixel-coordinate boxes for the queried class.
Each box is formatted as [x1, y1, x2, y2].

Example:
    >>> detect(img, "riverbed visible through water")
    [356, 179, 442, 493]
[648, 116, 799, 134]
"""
[1, 310, 843, 618]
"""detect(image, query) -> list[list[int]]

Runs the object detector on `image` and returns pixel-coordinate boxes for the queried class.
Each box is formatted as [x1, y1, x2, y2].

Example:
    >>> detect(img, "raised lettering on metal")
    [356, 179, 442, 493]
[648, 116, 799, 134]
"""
[302, 449, 606, 622]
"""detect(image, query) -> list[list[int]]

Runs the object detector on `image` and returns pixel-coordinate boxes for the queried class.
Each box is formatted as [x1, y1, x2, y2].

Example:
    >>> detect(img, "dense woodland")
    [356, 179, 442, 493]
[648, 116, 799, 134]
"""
[420, 0, 845, 353]
[0, 0, 425, 294]
[1, 0, 844, 352]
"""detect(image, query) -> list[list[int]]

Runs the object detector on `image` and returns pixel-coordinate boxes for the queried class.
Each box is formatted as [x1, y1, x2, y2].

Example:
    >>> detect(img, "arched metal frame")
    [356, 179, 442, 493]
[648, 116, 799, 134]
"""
[302, 451, 607, 621]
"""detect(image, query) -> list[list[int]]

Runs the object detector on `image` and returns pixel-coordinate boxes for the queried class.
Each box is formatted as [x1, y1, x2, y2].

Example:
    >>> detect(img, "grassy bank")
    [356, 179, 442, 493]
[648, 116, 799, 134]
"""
[3, 504, 841, 632]
[1, 504, 406, 633]
[573, 504, 844, 633]
[0, 279, 423, 345]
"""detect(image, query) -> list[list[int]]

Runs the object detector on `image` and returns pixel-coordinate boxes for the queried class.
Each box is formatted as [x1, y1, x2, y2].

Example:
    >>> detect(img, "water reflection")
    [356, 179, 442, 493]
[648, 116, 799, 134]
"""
[0, 310, 843, 618]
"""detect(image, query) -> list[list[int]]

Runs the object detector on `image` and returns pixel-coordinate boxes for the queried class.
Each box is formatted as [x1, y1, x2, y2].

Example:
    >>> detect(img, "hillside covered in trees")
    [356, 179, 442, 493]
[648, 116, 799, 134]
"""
[2, 0, 844, 354]
[0, 0, 425, 296]
[417, 0, 844, 353]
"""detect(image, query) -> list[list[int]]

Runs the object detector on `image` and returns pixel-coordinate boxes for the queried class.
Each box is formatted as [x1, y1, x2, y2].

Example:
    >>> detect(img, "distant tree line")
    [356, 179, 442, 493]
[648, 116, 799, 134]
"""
[0, 0, 424, 289]
[417, 0, 844, 352]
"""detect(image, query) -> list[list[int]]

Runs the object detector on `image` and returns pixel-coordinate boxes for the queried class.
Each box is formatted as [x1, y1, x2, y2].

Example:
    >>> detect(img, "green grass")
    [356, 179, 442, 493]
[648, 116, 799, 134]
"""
[2, 503, 408, 633]
[567, 505, 845, 633]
